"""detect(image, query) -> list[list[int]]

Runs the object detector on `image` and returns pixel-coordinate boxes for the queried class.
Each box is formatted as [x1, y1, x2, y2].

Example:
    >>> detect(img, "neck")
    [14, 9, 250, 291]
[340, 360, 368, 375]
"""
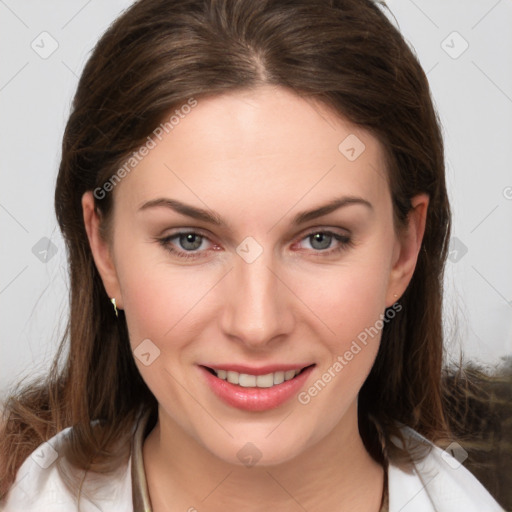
[143, 402, 385, 512]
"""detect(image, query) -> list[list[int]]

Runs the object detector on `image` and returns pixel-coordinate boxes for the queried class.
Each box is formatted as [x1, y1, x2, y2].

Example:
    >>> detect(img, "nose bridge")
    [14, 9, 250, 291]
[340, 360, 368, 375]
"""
[220, 246, 293, 346]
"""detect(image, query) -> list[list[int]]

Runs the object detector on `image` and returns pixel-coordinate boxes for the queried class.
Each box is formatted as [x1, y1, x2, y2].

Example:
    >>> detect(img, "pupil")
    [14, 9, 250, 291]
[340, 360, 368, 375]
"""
[180, 233, 202, 250]
[311, 233, 331, 250]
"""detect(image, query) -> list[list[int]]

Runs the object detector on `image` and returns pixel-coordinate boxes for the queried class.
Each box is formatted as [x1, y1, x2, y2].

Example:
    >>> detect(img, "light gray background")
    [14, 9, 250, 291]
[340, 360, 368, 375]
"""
[1, 0, 511, 397]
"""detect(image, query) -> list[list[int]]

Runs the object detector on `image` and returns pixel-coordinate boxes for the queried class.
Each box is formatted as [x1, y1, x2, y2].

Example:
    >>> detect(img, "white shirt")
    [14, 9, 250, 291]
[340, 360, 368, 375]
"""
[1, 413, 505, 512]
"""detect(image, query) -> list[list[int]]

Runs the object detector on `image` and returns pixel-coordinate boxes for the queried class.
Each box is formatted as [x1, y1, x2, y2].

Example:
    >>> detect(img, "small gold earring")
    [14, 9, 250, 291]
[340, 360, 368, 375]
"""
[111, 297, 118, 318]
[393, 293, 399, 298]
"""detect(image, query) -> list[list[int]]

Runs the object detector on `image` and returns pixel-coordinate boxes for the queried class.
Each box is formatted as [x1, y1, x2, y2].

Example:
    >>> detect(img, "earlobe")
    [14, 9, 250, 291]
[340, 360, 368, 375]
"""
[81, 192, 123, 309]
[386, 193, 429, 306]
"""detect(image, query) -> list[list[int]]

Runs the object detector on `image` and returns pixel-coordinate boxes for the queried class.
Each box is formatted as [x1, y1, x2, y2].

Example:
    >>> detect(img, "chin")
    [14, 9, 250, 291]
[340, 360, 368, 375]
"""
[200, 428, 313, 469]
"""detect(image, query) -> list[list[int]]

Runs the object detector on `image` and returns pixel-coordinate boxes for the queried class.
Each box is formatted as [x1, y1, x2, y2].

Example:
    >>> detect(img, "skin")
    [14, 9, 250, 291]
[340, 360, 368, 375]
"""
[83, 85, 428, 512]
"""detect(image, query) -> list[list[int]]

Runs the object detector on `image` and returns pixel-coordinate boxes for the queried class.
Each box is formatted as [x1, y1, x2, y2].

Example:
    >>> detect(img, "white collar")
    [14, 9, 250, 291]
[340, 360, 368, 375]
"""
[2, 414, 504, 512]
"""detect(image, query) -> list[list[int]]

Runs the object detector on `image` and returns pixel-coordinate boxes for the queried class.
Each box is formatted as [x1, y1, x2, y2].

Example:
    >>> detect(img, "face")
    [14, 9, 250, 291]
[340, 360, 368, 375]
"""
[84, 85, 426, 466]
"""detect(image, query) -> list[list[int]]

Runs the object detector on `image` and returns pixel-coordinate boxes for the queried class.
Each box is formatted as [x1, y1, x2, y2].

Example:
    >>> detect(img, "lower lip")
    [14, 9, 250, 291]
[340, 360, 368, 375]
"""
[199, 365, 315, 411]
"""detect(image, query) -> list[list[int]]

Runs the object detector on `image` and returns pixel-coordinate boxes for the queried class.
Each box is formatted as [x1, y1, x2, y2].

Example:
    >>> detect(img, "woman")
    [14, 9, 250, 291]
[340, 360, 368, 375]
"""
[0, 0, 505, 510]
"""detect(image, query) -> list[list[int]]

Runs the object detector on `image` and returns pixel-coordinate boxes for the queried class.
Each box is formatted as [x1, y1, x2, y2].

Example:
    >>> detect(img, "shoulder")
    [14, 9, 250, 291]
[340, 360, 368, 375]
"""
[0, 426, 133, 512]
[387, 426, 505, 512]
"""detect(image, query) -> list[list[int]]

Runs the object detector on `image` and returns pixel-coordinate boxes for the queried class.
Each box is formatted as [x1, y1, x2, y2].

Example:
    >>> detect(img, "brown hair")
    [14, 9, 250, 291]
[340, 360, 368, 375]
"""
[1, 0, 454, 497]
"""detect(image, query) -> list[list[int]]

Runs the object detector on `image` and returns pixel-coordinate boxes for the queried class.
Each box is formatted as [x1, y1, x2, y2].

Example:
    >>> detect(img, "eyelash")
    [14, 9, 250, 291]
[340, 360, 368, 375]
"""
[156, 229, 353, 261]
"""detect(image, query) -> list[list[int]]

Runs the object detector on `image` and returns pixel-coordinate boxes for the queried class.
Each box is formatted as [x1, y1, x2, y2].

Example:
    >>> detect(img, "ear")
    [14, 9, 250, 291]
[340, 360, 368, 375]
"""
[385, 193, 429, 307]
[82, 191, 123, 309]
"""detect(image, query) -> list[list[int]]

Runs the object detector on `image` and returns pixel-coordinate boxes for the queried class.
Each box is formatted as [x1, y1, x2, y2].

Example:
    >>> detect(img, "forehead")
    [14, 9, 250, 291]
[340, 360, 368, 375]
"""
[115, 86, 390, 216]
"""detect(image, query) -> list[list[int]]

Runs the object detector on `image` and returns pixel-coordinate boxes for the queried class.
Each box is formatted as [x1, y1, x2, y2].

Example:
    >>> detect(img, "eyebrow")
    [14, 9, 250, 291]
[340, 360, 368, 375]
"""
[138, 196, 373, 226]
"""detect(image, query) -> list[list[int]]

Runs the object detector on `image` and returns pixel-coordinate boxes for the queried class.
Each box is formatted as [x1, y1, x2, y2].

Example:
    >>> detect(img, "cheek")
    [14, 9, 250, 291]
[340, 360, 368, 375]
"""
[114, 241, 215, 350]
[294, 259, 392, 430]
[299, 257, 391, 344]
[294, 243, 393, 396]
[114, 246, 220, 415]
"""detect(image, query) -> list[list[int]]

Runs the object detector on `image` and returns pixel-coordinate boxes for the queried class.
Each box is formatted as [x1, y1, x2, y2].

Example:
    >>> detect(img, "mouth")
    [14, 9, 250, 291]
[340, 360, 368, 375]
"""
[198, 363, 316, 411]
[202, 365, 314, 388]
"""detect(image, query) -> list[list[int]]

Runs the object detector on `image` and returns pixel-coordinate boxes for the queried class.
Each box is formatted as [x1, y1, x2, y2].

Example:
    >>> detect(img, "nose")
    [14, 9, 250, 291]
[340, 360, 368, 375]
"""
[219, 249, 295, 350]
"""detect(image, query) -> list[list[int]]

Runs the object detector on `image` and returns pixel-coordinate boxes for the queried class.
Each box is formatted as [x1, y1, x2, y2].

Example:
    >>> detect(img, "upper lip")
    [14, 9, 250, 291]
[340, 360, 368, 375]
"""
[200, 363, 314, 375]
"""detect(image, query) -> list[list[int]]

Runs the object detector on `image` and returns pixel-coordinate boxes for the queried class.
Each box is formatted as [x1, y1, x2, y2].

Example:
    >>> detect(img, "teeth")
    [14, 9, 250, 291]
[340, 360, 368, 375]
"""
[273, 371, 285, 385]
[284, 370, 296, 380]
[239, 374, 256, 387]
[212, 368, 303, 387]
[226, 371, 239, 385]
